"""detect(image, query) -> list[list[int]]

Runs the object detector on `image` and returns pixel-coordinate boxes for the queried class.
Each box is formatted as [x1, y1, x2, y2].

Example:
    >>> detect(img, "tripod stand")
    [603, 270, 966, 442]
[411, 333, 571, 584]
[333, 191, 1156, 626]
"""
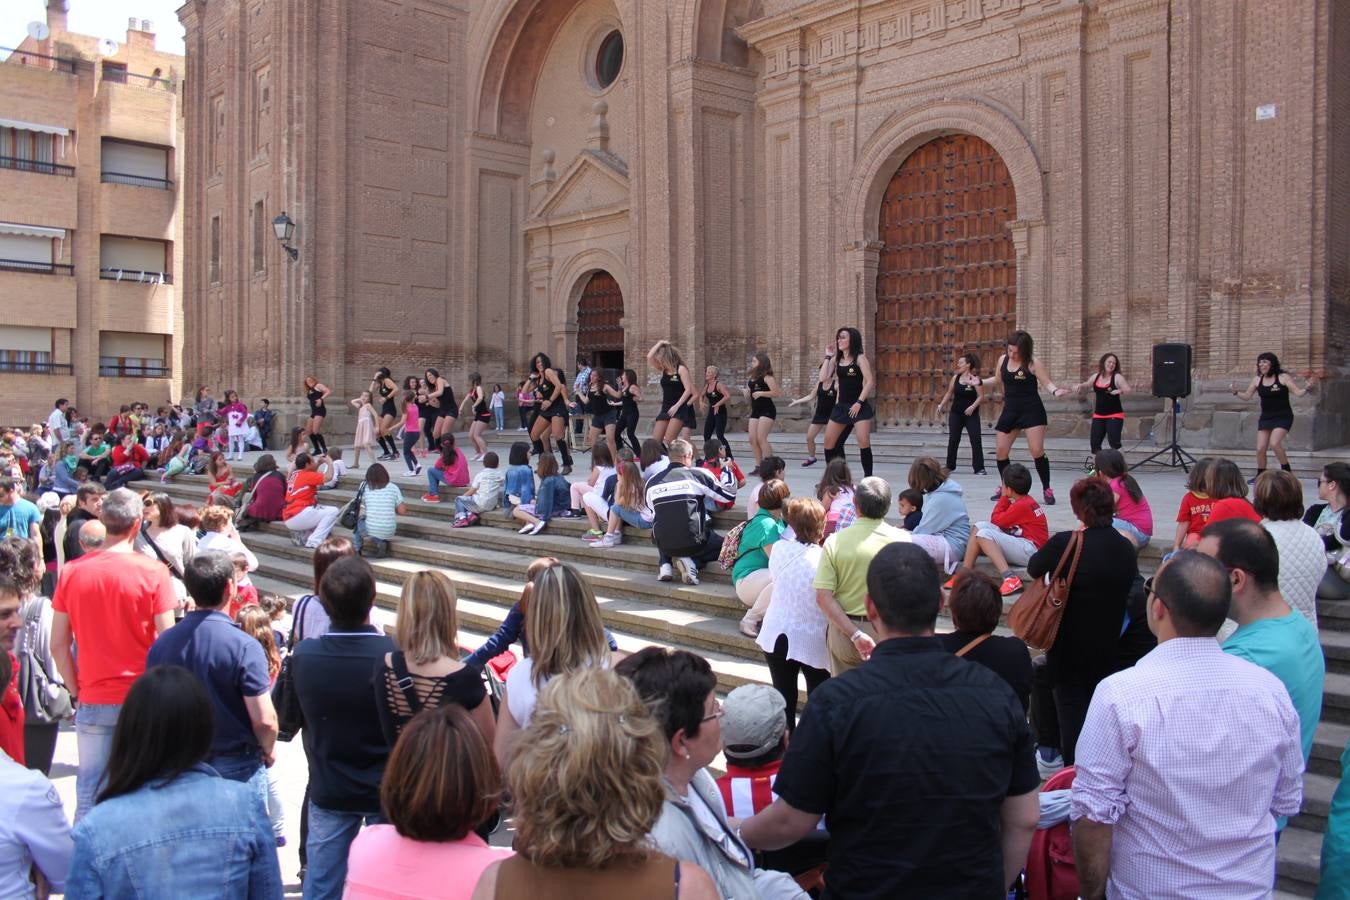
[1131, 397, 1196, 472]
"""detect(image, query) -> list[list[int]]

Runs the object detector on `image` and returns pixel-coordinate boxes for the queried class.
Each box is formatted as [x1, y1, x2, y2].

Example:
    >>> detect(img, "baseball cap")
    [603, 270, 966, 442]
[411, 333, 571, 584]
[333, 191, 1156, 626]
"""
[720, 684, 786, 760]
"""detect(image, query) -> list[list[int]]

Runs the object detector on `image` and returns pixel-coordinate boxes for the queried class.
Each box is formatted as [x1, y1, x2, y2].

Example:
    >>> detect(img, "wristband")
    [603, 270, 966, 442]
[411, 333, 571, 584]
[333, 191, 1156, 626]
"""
[850, 629, 866, 643]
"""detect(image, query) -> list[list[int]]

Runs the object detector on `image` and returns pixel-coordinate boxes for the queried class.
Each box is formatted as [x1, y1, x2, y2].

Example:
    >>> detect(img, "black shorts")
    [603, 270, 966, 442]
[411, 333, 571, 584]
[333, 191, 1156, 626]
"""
[657, 406, 697, 430]
[811, 395, 834, 425]
[475, 412, 492, 424]
[380, 399, 397, 418]
[539, 400, 567, 420]
[995, 400, 1048, 433]
[308, 406, 326, 419]
[750, 399, 777, 420]
[829, 400, 875, 424]
[437, 408, 457, 421]
[1258, 416, 1294, 432]
[591, 409, 619, 430]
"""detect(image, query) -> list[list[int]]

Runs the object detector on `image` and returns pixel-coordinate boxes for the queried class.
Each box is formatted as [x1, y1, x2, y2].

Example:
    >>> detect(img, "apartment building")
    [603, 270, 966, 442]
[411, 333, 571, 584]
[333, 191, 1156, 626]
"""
[0, 1, 183, 426]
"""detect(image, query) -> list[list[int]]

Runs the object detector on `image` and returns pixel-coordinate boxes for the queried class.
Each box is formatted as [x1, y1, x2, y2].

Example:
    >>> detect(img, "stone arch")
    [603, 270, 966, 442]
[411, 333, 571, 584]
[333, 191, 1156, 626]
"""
[556, 247, 630, 323]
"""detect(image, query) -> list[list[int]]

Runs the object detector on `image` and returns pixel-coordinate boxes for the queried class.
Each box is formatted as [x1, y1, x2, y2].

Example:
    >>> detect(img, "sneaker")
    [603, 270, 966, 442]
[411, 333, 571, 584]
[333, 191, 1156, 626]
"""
[990, 488, 1002, 502]
[528, 520, 547, 535]
[422, 493, 441, 503]
[973, 469, 988, 476]
[518, 522, 535, 534]
[583, 528, 604, 538]
[801, 457, 817, 467]
[413, 465, 422, 476]
[1036, 746, 1065, 780]
[1246, 476, 1257, 485]
[673, 557, 699, 585]
[595, 532, 623, 548]
[658, 563, 674, 582]
[748, 466, 760, 478]
[999, 574, 1024, 596]
[561, 465, 573, 476]
[738, 615, 759, 638]
[1042, 488, 1057, 506]
[942, 575, 957, 590]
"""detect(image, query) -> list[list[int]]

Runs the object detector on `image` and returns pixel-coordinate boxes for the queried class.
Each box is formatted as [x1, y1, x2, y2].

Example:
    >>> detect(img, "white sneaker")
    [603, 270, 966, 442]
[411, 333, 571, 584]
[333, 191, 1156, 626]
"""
[658, 563, 674, 582]
[674, 557, 699, 585]
[518, 523, 534, 534]
[528, 520, 547, 535]
[595, 532, 622, 548]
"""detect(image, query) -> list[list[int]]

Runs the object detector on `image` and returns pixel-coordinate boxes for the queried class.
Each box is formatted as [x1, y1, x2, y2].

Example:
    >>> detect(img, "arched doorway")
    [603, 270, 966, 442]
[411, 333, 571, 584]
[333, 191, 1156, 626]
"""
[874, 133, 1017, 425]
[577, 271, 625, 370]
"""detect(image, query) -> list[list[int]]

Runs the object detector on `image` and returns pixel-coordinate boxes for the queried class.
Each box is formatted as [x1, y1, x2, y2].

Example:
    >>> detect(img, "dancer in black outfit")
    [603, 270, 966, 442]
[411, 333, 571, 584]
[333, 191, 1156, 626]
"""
[1230, 352, 1317, 480]
[647, 340, 695, 446]
[935, 351, 987, 475]
[982, 330, 1068, 505]
[822, 327, 876, 477]
[458, 372, 491, 460]
[1067, 353, 1133, 454]
[699, 366, 732, 460]
[617, 368, 642, 454]
[302, 375, 330, 455]
[788, 342, 842, 467]
[745, 352, 779, 476]
[584, 368, 623, 463]
[369, 367, 401, 460]
[528, 352, 574, 475]
[415, 377, 437, 453]
[425, 368, 457, 443]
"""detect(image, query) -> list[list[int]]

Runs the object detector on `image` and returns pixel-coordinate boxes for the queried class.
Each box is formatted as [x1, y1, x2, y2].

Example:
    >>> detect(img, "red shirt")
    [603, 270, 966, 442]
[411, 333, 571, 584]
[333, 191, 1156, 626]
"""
[1174, 491, 1214, 536]
[1, 652, 24, 764]
[111, 442, 149, 467]
[283, 469, 325, 519]
[51, 549, 177, 705]
[990, 494, 1050, 548]
[1207, 497, 1261, 525]
[716, 760, 783, 819]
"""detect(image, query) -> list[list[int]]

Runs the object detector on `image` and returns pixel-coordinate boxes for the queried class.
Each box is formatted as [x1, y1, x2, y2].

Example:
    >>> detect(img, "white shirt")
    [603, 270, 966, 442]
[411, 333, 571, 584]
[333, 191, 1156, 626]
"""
[0, 752, 72, 899]
[45, 408, 66, 441]
[757, 539, 831, 671]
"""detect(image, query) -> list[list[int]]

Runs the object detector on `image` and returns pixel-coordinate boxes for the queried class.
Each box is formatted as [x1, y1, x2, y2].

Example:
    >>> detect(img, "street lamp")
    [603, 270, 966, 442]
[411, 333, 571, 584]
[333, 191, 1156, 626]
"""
[272, 211, 298, 261]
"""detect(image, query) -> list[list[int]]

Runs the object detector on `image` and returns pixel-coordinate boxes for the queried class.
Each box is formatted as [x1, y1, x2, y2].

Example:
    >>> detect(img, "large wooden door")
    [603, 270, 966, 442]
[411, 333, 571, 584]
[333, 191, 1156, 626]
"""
[874, 134, 1017, 426]
[577, 271, 625, 371]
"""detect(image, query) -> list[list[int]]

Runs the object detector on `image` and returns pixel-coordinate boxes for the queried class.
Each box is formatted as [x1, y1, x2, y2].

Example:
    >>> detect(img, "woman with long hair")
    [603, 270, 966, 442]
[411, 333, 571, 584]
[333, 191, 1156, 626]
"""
[744, 352, 780, 476]
[935, 350, 987, 475]
[647, 340, 695, 446]
[617, 368, 643, 455]
[368, 367, 402, 461]
[1068, 352, 1133, 454]
[425, 367, 458, 443]
[787, 341, 839, 467]
[301, 375, 330, 456]
[699, 365, 732, 461]
[527, 353, 575, 476]
[584, 368, 623, 464]
[592, 454, 650, 548]
[1230, 351, 1318, 480]
[139, 491, 197, 613]
[981, 330, 1069, 505]
[1094, 448, 1153, 549]
[822, 326, 877, 477]
[65, 667, 282, 896]
[459, 373, 492, 460]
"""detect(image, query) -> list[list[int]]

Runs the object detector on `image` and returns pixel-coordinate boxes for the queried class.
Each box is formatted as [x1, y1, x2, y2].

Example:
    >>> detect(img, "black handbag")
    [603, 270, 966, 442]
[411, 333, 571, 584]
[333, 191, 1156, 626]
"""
[338, 483, 365, 531]
[271, 594, 313, 741]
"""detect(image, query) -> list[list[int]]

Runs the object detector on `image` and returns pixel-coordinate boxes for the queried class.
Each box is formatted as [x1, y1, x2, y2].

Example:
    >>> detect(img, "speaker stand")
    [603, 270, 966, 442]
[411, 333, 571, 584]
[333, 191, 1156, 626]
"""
[1131, 398, 1197, 472]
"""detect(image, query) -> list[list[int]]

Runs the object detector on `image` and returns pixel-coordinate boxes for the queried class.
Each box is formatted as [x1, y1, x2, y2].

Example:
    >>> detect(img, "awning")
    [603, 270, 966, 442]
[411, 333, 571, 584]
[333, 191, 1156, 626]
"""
[0, 118, 70, 136]
[0, 222, 66, 239]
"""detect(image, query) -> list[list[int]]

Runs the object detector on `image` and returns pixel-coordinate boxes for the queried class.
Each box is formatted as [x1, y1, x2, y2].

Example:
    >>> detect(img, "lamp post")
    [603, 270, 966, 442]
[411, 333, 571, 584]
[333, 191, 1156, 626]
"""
[272, 211, 298, 261]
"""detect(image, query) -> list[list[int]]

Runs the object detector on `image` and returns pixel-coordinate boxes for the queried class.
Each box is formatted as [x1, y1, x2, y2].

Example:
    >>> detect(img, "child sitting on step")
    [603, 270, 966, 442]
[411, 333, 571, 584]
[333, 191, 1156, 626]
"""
[511, 452, 569, 536]
[501, 442, 535, 513]
[953, 463, 1048, 597]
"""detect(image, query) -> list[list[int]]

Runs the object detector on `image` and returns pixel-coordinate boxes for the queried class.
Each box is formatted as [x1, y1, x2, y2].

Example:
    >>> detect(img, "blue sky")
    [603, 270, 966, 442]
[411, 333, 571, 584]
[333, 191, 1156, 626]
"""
[2, 0, 186, 55]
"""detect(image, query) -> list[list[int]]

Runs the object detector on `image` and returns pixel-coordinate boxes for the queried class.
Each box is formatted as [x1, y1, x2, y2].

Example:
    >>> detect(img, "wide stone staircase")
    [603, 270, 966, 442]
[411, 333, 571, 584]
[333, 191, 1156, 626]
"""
[156, 430, 1347, 897]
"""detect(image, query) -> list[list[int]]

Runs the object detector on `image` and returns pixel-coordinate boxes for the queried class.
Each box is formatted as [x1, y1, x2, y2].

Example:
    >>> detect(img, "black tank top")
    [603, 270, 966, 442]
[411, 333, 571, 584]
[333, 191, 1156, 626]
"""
[1093, 374, 1123, 417]
[1001, 357, 1038, 402]
[473, 390, 489, 417]
[622, 385, 639, 415]
[538, 377, 556, 403]
[705, 384, 724, 406]
[953, 375, 979, 409]
[836, 358, 864, 406]
[377, 381, 394, 400]
[307, 387, 324, 407]
[748, 377, 769, 397]
[661, 371, 684, 409]
[1257, 377, 1293, 418]
[605, 385, 623, 409]
[816, 381, 836, 403]
[589, 385, 605, 408]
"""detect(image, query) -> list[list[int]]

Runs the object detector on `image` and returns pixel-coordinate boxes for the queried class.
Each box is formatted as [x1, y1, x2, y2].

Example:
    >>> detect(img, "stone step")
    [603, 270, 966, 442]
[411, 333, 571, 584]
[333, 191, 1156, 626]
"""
[1322, 628, 1350, 676]
[1311, 720, 1350, 779]
[1275, 825, 1324, 897]
[1290, 771, 1339, 831]
[1323, 671, 1350, 727]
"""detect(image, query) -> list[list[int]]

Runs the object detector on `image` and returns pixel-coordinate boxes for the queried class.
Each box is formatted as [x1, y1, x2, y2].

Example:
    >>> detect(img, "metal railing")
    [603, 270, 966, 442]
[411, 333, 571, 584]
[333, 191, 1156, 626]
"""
[0, 156, 75, 177]
[101, 170, 173, 189]
[0, 361, 73, 375]
[99, 364, 170, 378]
[99, 267, 172, 285]
[0, 258, 74, 275]
[123, 70, 173, 90]
[0, 47, 78, 75]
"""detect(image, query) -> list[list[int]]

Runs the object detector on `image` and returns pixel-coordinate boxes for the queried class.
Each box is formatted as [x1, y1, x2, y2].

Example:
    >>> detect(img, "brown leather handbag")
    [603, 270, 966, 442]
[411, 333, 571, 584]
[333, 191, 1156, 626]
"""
[1008, 530, 1083, 651]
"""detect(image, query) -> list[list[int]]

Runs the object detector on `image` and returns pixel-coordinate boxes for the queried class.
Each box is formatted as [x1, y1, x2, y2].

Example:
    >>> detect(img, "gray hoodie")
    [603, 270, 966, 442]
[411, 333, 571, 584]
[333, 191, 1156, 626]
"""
[912, 477, 971, 557]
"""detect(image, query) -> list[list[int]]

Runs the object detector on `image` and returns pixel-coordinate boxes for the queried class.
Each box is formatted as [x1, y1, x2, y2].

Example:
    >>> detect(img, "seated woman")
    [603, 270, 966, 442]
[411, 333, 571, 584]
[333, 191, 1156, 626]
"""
[346, 705, 509, 900]
[1305, 461, 1350, 602]
[905, 457, 970, 573]
[590, 456, 650, 548]
[1094, 449, 1153, 549]
[939, 569, 1033, 712]
[1255, 470, 1325, 626]
[472, 668, 717, 900]
[236, 454, 286, 530]
[65, 667, 282, 897]
[510, 453, 570, 536]
[732, 478, 790, 638]
[104, 433, 149, 491]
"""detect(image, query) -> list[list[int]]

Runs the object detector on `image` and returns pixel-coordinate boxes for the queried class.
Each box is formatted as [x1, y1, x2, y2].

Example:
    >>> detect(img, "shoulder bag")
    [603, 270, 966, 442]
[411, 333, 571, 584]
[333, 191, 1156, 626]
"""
[338, 483, 366, 531]
[1007, 530, 1083, 651]
[17, 598, 73, 724]
[271, 594, 313, 741]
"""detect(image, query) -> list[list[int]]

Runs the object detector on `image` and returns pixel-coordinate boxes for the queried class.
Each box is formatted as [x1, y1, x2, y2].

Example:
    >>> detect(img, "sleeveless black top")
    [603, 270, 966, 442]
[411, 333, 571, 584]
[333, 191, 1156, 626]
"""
[953, 375, 979, 410]
[307, 386, 325, 412]
[1093, 374, 1123, 417]
[538, 376, 557, 403]
[836, 357, 864, 406]
[748, 377, 769, 397]
[816, 381, 836, 403]
[705, 383, 724, 407]
[660, 371, 684, 409]
[1257, 377, 1293, 419]
[1001, 357, 1038, 402]
[622, 385, 639, 416]
[473, 390, 489, 418]
[377, 381, 394, 400]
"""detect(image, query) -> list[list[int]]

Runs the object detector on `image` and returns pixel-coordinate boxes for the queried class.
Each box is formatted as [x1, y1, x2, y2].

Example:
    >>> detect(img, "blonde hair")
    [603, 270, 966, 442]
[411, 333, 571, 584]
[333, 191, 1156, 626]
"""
[236, 606, 280, 679]
[784, 497, 826, 544]
[199, 504, 234, 532]
[508, 668, 666, 869]
[652, 342, 685, 373]
[525, 563, 608, 689]
[614, 459, 645, 510]
[396, 571, 461, 665]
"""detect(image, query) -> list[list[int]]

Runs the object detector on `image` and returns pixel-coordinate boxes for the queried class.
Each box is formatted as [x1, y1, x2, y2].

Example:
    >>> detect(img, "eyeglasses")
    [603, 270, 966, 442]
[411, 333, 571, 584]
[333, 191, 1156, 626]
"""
[701, 699, 724, 723]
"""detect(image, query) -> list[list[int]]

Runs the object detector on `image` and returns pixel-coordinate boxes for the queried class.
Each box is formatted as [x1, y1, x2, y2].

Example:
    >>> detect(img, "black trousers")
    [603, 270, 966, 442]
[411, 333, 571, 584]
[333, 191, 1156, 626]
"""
[1051, 681, 1097, 766]
[763, 633, 830, 731]
[703, 407, 730, 458]
[618, 410, 641, 455]
[24, 721, 59, 776]
[946, 409, 985, 472]
[1090, 417, 1124, 453]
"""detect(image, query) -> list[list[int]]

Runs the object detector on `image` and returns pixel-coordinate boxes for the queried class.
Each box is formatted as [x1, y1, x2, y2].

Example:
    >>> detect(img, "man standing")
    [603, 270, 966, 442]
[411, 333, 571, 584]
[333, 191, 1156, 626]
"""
[0, 478, 41, 560]
[50, 488, 177, 821]
[146, 551, 278, 808]
[45, 398, 69, 445]
[253, 399, 274, 448]
[282, 453, 340, 549]
[813, 476, 910, 673]
[290, 556, 395, 899]
[1072, 551, 1304, 900]
[62, 483, 105, 563]
[741, 542, 1040, 898]
[646, 439, 735, 585]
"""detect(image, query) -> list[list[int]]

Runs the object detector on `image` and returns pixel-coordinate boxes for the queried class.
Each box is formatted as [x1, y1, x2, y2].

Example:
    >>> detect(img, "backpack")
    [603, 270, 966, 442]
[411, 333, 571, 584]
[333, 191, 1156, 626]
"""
[16, 598, 73, 725]
[717, 519, 750, 571]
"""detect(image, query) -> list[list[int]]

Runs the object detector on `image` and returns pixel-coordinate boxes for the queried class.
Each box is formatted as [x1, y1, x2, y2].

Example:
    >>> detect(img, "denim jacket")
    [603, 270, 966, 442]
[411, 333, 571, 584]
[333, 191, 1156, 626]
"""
[534, 474, 571, 521]
[66, 764, 282, 899]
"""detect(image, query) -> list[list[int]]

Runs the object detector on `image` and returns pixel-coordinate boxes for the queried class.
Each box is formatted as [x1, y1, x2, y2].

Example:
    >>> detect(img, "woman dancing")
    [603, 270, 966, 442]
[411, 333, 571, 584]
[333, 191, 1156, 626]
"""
[822, 327, 876, 477]
[1067, 352, 1133, 453]
[617, 368, 642, 454]
[699, 366, 732, 461]
[369, 367, 401, 460]
[1230, 351, 1317, 479]
[745, 352, 779, 475]
[458, 372, 491, 460]
[584, 368, 623, 463]
[528, 352, 575, 475]
[301, 375, 330, 455]
[788, 342, 839, 468]
[647, 340, 695, 446]
[982, 330, 1068, 505]
[424, 367, 457, 443]
[935, 351, 987, 475]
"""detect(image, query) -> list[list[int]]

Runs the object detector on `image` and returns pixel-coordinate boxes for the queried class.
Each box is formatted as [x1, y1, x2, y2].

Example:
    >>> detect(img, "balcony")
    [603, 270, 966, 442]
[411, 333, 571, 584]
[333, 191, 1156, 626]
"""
[0, 268, 76, 325]
[99, 267, 172, 284]
[96, 83, 176, 146]
[0, 164, 78, 228]
[99, 182, 175, 238]
[0, 47, 79, 76]
[100, 170, 172, 189]
[0, 360, 72, 375]
[95, 276, 174, 334]
[0, 156, 73, 177]
[0, 259, 73, 275]
[98, 363, 170, 378]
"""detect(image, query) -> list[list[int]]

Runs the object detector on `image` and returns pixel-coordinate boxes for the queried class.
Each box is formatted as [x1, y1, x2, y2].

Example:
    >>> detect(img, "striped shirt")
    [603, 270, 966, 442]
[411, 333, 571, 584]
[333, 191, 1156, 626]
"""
[361, 484, 404, 539]
[715, 761, 826, 832]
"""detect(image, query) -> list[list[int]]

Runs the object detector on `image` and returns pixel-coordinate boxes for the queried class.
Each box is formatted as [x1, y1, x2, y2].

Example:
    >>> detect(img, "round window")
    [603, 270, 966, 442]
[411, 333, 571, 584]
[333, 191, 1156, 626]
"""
[595, 30, 623, 89]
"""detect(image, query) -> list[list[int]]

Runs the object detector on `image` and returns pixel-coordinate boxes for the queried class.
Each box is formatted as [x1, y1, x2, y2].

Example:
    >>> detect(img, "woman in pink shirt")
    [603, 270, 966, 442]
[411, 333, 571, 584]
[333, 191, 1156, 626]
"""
[1094, 449, 1153, 549]
[344, 705, 509, 899]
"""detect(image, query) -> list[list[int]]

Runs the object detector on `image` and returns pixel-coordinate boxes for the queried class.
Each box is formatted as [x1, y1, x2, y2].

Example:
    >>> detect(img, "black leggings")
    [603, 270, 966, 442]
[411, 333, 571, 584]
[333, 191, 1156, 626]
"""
[402, 430, 419, 472]
[763, 634, 830, 732]
[1090, 417, 1124, 453]
[946, 410, 985, 473]
[703, 407, 731, 458]
[618, 410, 641, 455]
[421, 413, 436, 449]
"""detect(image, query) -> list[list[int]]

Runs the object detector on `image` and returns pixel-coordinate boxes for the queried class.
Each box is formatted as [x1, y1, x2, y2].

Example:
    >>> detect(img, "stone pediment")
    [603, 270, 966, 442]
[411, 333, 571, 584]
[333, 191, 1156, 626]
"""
[532, 150, 630, 222]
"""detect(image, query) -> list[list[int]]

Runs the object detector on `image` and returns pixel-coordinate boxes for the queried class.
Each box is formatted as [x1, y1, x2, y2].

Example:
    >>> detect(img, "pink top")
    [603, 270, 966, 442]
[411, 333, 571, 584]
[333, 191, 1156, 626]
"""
[404, 403, 420, 430]
[1110, 476, 1153, 536]
[434, 450, 471, 487]
[344, 826, 511, 900]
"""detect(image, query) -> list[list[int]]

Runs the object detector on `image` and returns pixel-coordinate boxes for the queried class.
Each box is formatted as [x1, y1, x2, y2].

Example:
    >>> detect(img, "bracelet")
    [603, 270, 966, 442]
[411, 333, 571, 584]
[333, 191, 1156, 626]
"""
[850, 629, 866, 643]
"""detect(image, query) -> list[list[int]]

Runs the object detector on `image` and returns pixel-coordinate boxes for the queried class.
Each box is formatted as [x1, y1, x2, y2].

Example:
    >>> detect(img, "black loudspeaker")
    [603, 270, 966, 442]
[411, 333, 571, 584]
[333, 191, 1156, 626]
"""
[1152, 343, 1192, 398]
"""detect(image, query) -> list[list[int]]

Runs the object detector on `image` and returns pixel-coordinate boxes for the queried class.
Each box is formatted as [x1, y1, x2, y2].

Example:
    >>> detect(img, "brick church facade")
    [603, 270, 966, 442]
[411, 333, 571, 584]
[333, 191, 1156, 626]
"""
[178, 0, 1348, 448]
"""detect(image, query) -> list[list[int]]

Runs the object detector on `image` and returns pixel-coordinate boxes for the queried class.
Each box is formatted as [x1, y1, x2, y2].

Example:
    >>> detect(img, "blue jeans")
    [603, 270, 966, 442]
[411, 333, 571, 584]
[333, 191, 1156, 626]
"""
[303, 803, 382, 900]
[401, 430, 419, 473]
[1112, 516, 1151, 549]
[611, 505, 652, 528]
[75, 703, 122, 822]
[209, 748, 270, 823]
[658, 532, 725, 570]
[493, 407, 505, 430]
[351, 519, 388, 557]
[427, 467, 450, 496]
